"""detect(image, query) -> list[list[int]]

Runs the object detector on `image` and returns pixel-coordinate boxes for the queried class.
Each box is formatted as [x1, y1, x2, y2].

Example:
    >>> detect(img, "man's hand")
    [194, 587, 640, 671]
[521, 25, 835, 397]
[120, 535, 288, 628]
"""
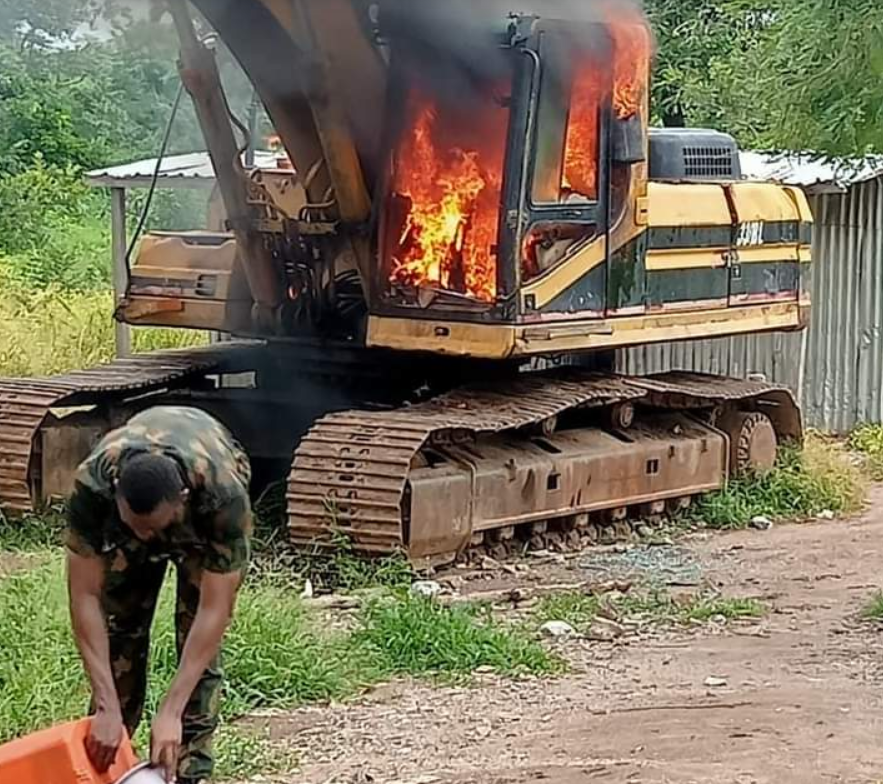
[85, 706, 124, 773]
[68, 550, 126, 774]
[151, 704, 184, 782]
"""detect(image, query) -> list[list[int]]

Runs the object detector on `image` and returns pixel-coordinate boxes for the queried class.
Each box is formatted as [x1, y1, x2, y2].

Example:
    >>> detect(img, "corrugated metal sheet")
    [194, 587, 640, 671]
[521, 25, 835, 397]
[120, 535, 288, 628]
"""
[620, 178, 883, 433]
[87, 148, 883, 191]
[85, 150, 283, 187]
[740, 152, 883, 194]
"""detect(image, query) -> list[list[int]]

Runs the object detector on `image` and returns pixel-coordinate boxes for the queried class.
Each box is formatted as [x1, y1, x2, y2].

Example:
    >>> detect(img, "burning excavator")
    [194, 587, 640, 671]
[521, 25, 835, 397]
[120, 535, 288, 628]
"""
[0, 0, 812, 567]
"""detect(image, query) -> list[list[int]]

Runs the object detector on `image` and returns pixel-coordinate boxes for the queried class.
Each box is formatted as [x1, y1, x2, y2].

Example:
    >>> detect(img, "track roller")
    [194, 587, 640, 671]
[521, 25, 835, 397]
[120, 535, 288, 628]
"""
[719, 410, 778, 475]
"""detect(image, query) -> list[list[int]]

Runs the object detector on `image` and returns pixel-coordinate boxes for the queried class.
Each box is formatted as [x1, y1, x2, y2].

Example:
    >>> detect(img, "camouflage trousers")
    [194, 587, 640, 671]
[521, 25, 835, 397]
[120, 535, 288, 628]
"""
[92, 544, 222, 782]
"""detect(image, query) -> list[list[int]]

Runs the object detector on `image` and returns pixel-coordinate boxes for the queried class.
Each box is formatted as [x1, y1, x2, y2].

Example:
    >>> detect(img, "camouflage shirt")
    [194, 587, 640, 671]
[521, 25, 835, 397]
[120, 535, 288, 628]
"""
[66, 406, 253, 574]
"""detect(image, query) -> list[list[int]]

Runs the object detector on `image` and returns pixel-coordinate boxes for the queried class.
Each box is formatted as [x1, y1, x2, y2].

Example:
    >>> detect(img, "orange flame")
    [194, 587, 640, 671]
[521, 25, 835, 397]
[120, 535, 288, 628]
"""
[561, 11, 650, 199]
[562, 64, 604, 199]
[388, 95, 506, 302]
[608, 11, 652, 120]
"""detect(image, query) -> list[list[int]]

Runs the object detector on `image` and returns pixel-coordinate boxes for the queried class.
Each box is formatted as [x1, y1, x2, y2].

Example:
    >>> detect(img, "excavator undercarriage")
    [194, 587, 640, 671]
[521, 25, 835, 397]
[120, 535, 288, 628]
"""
[0, 341, 800, 568]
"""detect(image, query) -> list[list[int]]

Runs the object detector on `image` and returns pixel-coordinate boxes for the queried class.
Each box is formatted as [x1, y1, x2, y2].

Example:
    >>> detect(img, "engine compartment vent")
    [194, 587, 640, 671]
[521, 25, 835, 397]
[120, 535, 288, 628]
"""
[683, 146, 737, 178]
[649, 128, 742, 182]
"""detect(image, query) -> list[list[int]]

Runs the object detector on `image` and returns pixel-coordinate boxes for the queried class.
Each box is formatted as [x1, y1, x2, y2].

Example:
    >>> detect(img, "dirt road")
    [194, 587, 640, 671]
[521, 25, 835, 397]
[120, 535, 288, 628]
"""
[263, 489, 883, 784]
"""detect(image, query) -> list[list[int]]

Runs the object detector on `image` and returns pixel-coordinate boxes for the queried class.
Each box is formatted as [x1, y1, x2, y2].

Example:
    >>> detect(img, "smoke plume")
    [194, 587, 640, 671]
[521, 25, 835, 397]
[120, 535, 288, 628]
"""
[376, 0, 650, 103]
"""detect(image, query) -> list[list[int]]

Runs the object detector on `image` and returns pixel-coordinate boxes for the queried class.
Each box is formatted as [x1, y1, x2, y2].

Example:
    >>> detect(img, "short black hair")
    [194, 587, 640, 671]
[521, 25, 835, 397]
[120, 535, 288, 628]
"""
[117, 452, 185, 515]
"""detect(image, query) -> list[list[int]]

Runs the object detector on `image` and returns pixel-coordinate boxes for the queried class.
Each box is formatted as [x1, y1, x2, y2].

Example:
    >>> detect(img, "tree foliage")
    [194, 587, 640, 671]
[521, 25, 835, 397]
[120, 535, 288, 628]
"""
[646, 0, 883, 155]
[0, 1, 260, 290]
[645, 0, 771, 130]
[743, 0, 883, 155]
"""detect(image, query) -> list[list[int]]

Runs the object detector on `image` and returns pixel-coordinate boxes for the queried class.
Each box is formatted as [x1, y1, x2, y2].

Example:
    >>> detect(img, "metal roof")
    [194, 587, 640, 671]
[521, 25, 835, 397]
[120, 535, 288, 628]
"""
[85, 150, 286, 189]
[740, 151, 883, 194]
[86, 148, 883, 195]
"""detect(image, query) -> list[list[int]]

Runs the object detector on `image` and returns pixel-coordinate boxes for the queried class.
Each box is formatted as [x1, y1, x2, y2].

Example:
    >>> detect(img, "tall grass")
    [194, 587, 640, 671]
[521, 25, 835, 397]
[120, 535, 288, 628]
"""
[0, 556, 555, 778]
[0, 286, 206, 377]
[689, 434, 867, 529]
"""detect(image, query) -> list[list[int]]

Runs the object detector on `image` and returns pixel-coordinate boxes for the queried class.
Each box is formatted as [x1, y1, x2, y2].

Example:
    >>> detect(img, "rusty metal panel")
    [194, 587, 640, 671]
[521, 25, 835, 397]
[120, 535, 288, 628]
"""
[407, 465, 473, 561]
[40, 422, 108, 502]
[0, 344, 251, 513]
[620, 178, 883, 433]
[407, 416, 726, 545]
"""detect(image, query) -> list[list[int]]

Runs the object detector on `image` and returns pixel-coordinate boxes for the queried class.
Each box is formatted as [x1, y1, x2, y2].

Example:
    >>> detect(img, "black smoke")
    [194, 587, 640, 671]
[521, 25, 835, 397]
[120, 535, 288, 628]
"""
[375, 0, 647, 104]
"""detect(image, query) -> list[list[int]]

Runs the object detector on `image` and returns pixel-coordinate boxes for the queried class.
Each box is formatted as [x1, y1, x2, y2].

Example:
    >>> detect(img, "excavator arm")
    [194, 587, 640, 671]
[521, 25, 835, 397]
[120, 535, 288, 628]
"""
[158, 0, 384, 333]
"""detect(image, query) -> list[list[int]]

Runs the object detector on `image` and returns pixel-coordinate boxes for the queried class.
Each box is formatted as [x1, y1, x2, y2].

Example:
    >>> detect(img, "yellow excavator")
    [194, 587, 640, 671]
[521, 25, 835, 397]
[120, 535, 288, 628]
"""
[0, 0, 812, 567]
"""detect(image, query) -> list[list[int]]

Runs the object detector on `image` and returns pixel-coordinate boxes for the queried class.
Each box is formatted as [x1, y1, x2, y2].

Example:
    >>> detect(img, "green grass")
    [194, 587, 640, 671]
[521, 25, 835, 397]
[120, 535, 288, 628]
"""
[683, 596, 766, 622]
[0, 510, 65, 552]
[355, 593, 559, 679]
[848, 424, 883, 481]
[294, 539, 414, 594]
[862, 591, 883, 620]
[213, 723, 299, 782]
[0, 286, 207, 377]
[533, 589, 765, 633]
[252, 484, 414, 593]
[688, 434, 867, 530]
[0, 555, 555, 779]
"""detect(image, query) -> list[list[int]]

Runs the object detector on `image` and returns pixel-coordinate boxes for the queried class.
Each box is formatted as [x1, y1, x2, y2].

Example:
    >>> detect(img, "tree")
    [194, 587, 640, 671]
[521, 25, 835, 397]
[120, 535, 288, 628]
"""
[0, 45, 107, 174]
[742, 0, 883, 155]
[645, 0, 774, 129]
[646, 0, 883, 156]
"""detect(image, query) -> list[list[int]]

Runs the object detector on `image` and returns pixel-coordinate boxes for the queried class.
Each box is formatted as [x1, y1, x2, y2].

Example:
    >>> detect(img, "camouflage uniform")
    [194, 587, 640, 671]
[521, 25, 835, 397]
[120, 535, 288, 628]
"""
[66, 406, 253, 783]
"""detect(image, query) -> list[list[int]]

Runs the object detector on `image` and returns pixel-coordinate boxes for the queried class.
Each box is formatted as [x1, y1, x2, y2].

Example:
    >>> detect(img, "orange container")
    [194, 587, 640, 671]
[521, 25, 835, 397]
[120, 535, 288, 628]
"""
[0, 717, 139, 784]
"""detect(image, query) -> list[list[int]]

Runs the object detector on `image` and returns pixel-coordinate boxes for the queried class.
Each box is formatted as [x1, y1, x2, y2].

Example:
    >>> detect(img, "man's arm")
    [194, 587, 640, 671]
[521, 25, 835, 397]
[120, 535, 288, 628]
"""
[67, 551, 124, 773]
[151, 570, 242, 781]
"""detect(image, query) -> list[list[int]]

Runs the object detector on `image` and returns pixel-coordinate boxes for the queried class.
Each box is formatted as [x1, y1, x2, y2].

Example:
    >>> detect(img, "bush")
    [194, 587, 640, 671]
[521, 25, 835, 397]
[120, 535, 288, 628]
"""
[848, 424, 883, 481]
[689, 434, 867, 530]
[1, 220, 111, 292]
[0, 159, 104, 257]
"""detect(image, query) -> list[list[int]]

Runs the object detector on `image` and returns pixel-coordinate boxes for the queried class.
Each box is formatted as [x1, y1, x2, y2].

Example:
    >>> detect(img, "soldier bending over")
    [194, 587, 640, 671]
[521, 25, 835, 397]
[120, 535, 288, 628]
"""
[65, 406, 252, 784]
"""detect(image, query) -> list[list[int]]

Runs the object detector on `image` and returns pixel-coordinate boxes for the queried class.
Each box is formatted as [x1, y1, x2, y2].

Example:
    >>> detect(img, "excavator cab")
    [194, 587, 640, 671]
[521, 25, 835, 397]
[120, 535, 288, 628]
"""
[377, 16, 643, 321]
[120, 6, 654, 349]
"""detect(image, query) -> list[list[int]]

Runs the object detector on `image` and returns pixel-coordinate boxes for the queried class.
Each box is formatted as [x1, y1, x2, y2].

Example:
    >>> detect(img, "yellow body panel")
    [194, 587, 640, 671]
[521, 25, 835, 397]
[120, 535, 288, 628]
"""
[728, 182, 803, 223]
[646, 182, 732, 227]
[367, 301, 807, 359]
[784, 185, 814, 223]
[736, 246, 801, 264]
[646, 248, 727, 270]
[521, 237, 607, 309]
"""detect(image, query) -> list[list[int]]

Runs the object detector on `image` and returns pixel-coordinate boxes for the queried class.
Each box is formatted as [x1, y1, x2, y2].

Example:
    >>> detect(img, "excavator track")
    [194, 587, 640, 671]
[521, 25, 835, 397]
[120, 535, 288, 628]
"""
[288, 371, 802, 567]
[0, 343, 258, 513]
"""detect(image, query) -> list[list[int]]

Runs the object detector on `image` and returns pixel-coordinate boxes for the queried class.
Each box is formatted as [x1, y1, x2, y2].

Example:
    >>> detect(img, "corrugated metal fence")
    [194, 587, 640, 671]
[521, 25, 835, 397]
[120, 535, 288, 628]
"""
[619, 178, 883, 433]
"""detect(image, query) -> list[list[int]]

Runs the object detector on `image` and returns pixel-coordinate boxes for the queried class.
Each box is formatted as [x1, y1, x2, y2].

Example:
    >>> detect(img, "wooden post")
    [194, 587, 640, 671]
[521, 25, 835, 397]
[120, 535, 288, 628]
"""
[111, 187, 132, 358]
